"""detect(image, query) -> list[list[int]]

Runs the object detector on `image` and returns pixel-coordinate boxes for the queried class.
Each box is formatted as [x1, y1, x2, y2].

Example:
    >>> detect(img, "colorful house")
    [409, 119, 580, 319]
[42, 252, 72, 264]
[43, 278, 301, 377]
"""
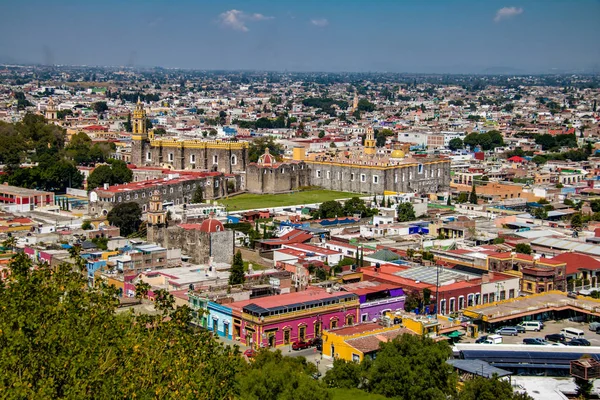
[322, 322, 414, 362]
[228, 287, 359, 349]
[342, 282, 405, 323]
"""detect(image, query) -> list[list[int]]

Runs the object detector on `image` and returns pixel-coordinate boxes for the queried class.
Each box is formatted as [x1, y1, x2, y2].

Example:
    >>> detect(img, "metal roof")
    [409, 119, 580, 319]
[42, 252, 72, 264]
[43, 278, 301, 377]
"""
[447, 359, 512, 378]
[532, 237, 600, 256]
[395, 265, 479, 286]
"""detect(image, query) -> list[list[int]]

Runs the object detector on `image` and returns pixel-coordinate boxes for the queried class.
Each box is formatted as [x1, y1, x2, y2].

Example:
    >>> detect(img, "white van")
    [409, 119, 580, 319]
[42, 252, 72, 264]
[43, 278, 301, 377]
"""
[483, 334, 503, 344]
[520, 321, 543, 332]
[560, 327, 585, 339]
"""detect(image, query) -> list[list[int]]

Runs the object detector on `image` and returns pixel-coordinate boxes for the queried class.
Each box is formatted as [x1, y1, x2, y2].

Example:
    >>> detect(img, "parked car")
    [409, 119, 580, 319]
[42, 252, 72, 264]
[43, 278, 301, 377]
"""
[515, 325, 526, 333]
[243, 349, 257, 358]
[523, 338, 547, 345]
[292, 340, 312, 350]
[520, 321, 543, 332]
[590, 322, 600, 331]
[311, 372, 322, 380]
[569, 338, 591, 346]
[496, 327, 519, 336]
[545, 333, 566, 343]
[475, 335, 488, 344]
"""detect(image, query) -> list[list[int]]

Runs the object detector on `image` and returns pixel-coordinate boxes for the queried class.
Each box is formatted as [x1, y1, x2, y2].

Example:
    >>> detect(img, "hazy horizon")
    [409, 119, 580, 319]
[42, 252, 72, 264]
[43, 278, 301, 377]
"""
[1, 0, 599, 74]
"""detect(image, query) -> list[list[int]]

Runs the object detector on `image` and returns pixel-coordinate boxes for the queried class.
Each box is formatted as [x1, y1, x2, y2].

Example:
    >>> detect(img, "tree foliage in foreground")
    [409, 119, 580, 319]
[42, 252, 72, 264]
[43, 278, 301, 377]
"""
[0, 253, 243, 399]
[324, 334, 531, 400]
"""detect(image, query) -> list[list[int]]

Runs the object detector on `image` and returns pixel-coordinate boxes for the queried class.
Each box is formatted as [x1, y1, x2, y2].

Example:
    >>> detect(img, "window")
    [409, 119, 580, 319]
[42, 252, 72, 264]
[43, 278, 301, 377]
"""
[213, 155, 218, 165]
[146, 152, 152, 161]
[330, 319, 338, 329]
[418, 164, 423, 174]
[360, 174, 366, 182]
[168, 153, 174, 162]
[449, 298, 455, 313]
[316, 170, 321, 178]
[142, 193, 145, 198]
[458, 296, 464, 310]
[190, 154, 196, 164]
[350, 173, 355, 181]
[500, 290, 506, 300]
[440, 300, 446, 315]
[231, 155, 237, 165]
[509, 289, 515, 298]
[483, 294, 488, 304]
[361, 313, 369, 322]
[118, 196, 122, 202]
[142, 205, 147, 211]
[373, 175, 379, 184]
[326, 171, 331, 179]
[170, 188, 174, 194]
[134, 194, 138, 199]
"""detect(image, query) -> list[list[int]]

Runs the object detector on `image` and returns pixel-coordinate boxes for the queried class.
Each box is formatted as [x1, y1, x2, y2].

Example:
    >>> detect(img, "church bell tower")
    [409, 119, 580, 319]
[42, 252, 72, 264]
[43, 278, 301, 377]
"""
[364, 127, 376, 156]
[131, 97, 148, 166]
[147, 190, 167, 245]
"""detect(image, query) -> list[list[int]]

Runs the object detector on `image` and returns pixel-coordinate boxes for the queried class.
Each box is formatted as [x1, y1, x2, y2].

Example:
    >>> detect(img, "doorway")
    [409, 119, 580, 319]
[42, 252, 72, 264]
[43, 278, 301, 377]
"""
[299, 325, 306, 341]
[284, 329, 291, 344]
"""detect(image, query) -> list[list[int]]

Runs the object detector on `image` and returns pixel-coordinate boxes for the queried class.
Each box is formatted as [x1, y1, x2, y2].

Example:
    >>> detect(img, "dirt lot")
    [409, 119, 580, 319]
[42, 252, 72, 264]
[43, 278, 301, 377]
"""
[462, 319, 600, 345]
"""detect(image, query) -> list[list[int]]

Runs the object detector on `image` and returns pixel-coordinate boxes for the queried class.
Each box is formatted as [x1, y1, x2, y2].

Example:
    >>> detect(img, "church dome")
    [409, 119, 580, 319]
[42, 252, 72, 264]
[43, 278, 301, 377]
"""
[258, 147, 275, 166]
[199, 216, 224, 233]
[390, 149, 405, 159]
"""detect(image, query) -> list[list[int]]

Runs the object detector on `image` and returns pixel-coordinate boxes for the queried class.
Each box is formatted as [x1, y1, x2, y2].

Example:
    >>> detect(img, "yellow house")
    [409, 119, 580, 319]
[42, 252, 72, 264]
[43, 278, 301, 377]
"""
[322, 322, 414, 362]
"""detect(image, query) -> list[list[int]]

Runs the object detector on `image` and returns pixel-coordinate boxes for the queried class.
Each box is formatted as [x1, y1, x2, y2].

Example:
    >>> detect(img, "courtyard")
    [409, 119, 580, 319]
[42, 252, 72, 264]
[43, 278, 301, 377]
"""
[219, 189, 360, 211]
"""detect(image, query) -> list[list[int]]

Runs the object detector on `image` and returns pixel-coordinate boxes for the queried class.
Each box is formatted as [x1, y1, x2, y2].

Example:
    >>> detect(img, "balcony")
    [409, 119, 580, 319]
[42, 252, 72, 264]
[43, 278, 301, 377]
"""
[243, 300, 359, 324]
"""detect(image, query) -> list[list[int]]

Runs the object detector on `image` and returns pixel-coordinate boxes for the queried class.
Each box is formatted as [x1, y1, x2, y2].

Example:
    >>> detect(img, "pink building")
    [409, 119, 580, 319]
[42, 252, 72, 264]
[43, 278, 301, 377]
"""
[229, 288, 359, 349]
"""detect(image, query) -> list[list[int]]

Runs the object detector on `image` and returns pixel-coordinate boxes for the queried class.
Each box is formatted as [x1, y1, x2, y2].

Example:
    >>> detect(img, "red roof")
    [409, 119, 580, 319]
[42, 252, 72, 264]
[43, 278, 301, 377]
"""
[550, 252, 600, 275]
[95, 172, 220, 194]
[507, 156, 526, 162]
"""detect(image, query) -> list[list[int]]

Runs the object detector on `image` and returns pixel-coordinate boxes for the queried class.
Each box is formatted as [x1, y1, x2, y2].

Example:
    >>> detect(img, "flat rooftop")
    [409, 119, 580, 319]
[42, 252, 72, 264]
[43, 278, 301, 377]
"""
[463, 292, 600, 323]
[395, 265, 480, 286]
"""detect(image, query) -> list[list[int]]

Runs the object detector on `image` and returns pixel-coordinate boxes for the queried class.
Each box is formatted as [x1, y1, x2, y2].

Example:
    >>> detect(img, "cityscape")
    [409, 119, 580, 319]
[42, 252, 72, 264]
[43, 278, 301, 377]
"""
[1, 1, 600, 399]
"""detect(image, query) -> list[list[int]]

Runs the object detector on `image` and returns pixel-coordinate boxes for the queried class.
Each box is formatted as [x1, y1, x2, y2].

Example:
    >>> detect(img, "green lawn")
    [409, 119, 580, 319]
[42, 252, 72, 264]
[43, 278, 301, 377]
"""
[330, 388, 388, 400]
[219, 190, 359, 211]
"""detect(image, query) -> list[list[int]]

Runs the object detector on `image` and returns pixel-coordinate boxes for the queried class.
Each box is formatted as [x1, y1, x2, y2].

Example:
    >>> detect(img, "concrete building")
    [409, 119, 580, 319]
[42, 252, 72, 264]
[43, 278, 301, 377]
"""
[0, 184, 54, 213]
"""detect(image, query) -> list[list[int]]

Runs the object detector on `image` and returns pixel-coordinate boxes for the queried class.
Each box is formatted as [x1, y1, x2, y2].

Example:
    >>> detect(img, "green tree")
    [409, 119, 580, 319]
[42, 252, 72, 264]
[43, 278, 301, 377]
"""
[92, 101, 108, 114]
[571, 213, 584, 230]
[590, 199, 600, 213]
[531, 155, 547, 165]
[314, 200, 344, 219]
[515, 243, 532, 255]
[459, 375, 533, 400]
[0, 253, 243, 399]
[107, 202, 142, 236]
[238, 350, 329, 400]
[81, 220, 93, 230]
[323, 358, 364, 389]
[343, 197, 376, 218]
[397, 202, 416, 222]
[191, 185, 204, 203]
[87, 160, 132, 190]
[323, 334, 458, 399]
[318, 130, 325, 138]
[532, 207, 548, 220]
[457, 192, 469, 203]
[448, 138, 464, 151]
[575, 376, 594, 400]
[469, 185, 478, 204]
[229, 250, 246, 285]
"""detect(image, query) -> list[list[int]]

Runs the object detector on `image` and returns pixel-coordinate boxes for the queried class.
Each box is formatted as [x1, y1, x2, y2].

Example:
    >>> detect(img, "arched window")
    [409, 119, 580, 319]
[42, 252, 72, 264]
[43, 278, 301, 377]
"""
[231, 155, 237, 165]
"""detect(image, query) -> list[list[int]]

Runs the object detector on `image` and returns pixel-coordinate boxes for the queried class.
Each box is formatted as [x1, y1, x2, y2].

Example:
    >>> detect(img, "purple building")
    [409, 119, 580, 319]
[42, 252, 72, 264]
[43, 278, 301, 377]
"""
[342, 282, 405, 324]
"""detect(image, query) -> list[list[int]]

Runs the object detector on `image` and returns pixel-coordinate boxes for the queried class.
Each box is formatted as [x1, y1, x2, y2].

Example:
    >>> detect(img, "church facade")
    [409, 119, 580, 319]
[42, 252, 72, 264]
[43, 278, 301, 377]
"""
[129, 102, 450, 196]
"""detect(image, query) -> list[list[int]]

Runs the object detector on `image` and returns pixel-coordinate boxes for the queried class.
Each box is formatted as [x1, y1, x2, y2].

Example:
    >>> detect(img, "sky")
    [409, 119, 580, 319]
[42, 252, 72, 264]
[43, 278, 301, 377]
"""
[0, 0, 599, 74]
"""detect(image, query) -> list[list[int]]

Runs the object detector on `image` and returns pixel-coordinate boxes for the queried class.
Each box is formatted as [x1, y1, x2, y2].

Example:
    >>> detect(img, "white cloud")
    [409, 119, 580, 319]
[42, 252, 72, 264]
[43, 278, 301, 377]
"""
[310, 18, 329, 27]
[218, 9, 273, 32]
[494, 7, 523, 22]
